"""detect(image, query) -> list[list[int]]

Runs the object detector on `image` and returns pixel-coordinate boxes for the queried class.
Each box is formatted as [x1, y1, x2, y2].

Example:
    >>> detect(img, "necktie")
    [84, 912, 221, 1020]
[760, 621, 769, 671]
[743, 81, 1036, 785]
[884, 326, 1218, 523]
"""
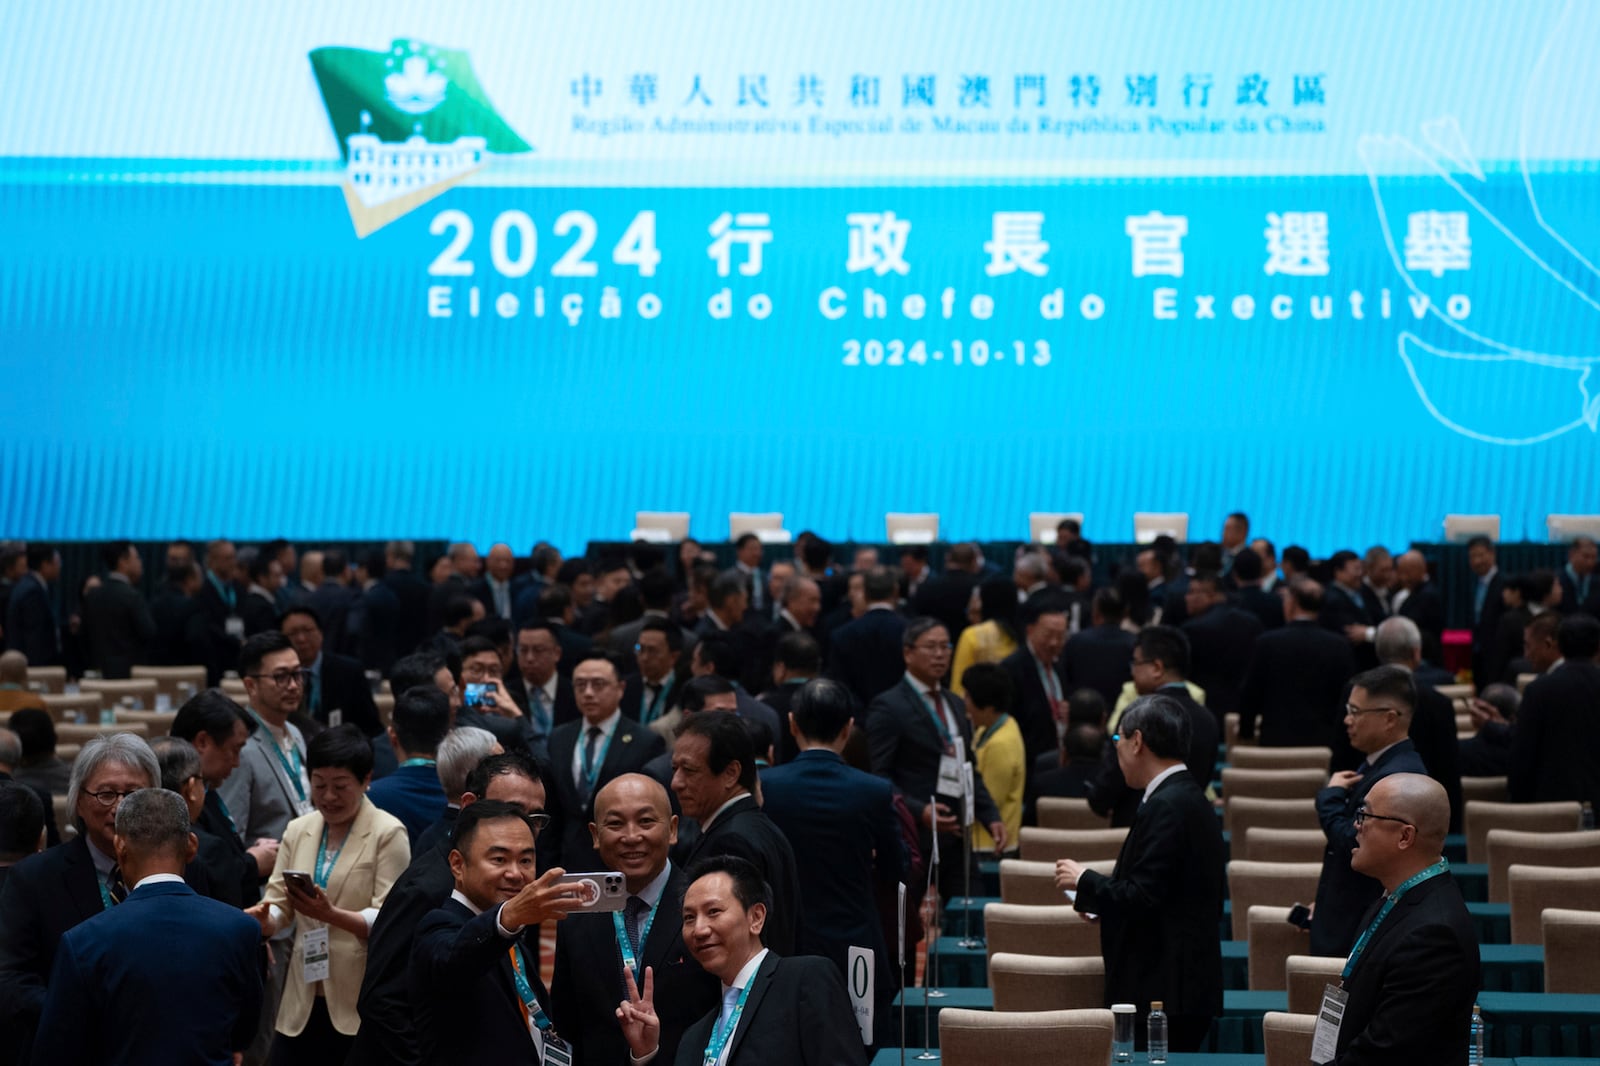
[579, 725, 603, 801]
[309, 670, 321, 719]
[718, 985, 741, 1039]
[624, 894, 650, 956]
[106, 866, 128, 905]
[529, 686, 550, 736]
[1474, 580, 1488, 622]
[929, 688, 954, 754]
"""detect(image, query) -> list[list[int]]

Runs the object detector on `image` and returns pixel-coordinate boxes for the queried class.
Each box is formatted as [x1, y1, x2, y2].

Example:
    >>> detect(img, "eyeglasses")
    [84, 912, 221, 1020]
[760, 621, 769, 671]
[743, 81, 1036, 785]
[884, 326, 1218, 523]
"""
[249, 669, 309, 688]
[1344, 704, 1400, 717]
[84, 788, 142, 807]
[910, 641, 953, 653]
[1353, 807, 1414, 829]
[525, 813, 552, 833]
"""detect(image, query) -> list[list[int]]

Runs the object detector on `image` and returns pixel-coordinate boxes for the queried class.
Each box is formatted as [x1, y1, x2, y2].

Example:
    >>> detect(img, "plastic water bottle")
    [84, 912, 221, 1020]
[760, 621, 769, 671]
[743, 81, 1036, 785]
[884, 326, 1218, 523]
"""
[1582, 802, 1595, 831]
[1148, 1000, 1168, 1064]
[1468, 1003, 1484, 1065]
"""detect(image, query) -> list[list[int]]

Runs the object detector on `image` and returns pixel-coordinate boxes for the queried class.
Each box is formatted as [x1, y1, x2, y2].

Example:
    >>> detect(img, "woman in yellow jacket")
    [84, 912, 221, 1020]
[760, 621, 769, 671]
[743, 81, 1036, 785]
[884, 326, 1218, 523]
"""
[950, 578, 1021, 697]
[961, 662, 1025, 855]
[248, 725, 410, 1065]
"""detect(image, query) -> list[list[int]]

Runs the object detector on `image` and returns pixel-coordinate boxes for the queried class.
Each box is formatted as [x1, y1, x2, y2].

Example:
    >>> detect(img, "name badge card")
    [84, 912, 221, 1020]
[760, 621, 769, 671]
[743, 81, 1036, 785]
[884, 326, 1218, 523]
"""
[301, 925, 330, 984]
[1310, 983, 1348, 1063]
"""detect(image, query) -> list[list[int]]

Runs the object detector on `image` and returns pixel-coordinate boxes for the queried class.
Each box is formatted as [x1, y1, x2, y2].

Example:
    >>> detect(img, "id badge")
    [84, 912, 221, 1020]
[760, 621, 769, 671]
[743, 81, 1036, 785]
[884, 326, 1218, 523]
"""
[301, 925, 330, 984]
[327, 709, 343, 728]
[225, 615, 246, 640]
[541, 1032, 573, 1066]
[936, 753, 964, 797]
[1310, 983, 1348, 1064]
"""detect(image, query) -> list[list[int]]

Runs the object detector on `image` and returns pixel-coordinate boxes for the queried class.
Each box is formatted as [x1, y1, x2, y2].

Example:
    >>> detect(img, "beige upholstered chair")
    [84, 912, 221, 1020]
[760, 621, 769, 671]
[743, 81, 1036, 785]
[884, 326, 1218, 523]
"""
[1542, 907, 1600, 993]
[78, 679, 159, 709]
[1485, 829, 1600, 902]
[983, 903, 1101, 961]
[633, 511, 690, 541]
[1224, 712, 1244, 750]
[56, 721, 150, 744]
[1460, 776, 1509, 804]
[25, 665, 68, 693]
[131, 665, 207, 704]
[988, 953, 1105, 1011]
[1508, 865, 1600, 944]
[1036, 796, 1111, 829]
[40, 693, 104, 724]
[375, 693, 394, 728]
[1247, 905, 1313, 991]
[1017, 826, 1127, 863]
[1227, 746, 1333, 771]
[1434, 683, 1474, 702]
[1228, 861, 1323, 939]
[939, 1008, 1113, 1066]
[112, 710, 174, 736]
[1222, 768, 1327, 802]
[999, 860, 1068, 907]
[1262, 1012, 1319, 1066]
[1225, 796, 1320, 836]
[1465, 800, 1583, 863]
[1242, 827, 1327, 863]
[1285, 954, 1348, 1013]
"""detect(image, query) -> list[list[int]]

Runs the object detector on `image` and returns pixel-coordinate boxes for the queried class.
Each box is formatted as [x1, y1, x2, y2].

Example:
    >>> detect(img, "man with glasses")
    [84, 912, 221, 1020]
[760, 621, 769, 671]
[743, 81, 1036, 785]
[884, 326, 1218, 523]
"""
[623, 617, 684, 742]
[1309, 665, 1429, 957]
[503, 621, 578, 753]
[1332, 773, 1479, 1063]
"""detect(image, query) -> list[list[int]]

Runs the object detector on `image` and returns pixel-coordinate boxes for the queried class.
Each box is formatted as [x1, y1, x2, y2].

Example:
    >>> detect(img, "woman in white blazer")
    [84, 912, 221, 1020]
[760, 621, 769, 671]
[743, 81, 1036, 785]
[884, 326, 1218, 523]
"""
[248, 725, 410, 1064]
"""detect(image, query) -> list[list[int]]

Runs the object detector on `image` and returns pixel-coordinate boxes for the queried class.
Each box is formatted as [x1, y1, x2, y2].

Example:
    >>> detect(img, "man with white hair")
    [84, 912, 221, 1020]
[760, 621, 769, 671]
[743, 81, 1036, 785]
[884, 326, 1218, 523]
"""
[0, 733, 173, 1061]
[1373, 617, 1464, 831]
[412, 726, 501, 856]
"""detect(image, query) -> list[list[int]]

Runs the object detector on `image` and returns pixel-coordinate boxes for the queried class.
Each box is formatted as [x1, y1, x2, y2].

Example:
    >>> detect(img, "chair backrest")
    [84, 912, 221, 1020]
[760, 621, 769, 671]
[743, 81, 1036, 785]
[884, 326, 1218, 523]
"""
[1228, 861, 1324, 940]
[1486, 829, 1600, 902]
[1036, 796, 1111, 830]
[1443, 514, 1501, 544]
[885, 512, 939, 545]
[1465, 800, 1583, 863]
[1227, 746, 1333, 771]
[375, 692, 395, 729]
[1508, 864, 1600, 944]
[1133, 512, 1188, 544]
[999, 860, 1068, 906]
[112, 710, 174, 737]
[988, 953, 1105, 1012]
[940, 1008, 1113, 1066]
[1225, 795, 1321, 836]
[1242, 827, 1327, 863]
[1548, 514, 1600, 542]
[130, 665, 207, 704]
[40, 693, 105, 723]
[727, 513, 790, 542]
[1285, 955, 1348, 1012]
[1542, 907, 1600, 993]
[1222, 768, 1327, 803]
[78, 678, 160, 709]
[1434, 683, 1473, 702]
[25, 665, 68, 694]
[1262, 1012, 1319, 1066]
[1246, 905, 1313, 990]
[983, 903, 1102, 960]
[55, 721, 151, 744]
[633, 511, 691, 541]
[1028, 513, 1084, 545]
[1018, 826, 1128, 863]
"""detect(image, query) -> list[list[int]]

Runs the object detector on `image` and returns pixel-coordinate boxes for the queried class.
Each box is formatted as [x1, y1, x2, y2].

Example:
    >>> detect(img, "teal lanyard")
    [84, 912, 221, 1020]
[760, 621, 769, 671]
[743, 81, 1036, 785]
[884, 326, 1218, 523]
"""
[582, 728, 616, 789]
[975, 714, 1010, 751]
[206, 570, 236, 610]
[97, 874, 116, 911]
[314, 826, 344, 889]
[510, 944, 554, 1032]
[613, 896, 659, 984]
[641, 676, 674, 724]
[250, 711, 307, 803]
[703, 979, 755, 1066]
[1342, 859, 1449, 979]
[905, 680, 953, 749]
[400, 758, 437, 769]
[210, 788, 238, 834]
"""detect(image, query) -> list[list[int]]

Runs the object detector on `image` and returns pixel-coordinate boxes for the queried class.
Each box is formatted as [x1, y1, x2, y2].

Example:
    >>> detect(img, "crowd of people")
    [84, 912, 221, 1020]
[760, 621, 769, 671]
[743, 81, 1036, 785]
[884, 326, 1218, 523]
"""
[0, 516, 1597, 1064]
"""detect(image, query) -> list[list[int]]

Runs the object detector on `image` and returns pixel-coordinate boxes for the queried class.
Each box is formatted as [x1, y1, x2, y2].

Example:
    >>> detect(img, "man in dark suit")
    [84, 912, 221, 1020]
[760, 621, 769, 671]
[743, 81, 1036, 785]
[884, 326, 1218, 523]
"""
[1056, 694, 1225, 1053]
[0, 781, 47, 890]
[542, 652, 665, 874]
[1373, 618, 1465, 832]
[760, 678, 903, 1048]
[910, 541, 983, 640]
[1309, 666, 1431, 956]
[760, 632, 821, 764]
[1390, 550, 1446, 664]
[505, 621, 580, 751]
[551, 774, 719, 1066]
[3, 544, 61, 668]
[828, 567, 907, 708]
[1559, 536, 1600, 616]
[1333, 773, 1480, 1063]
[150, 561, 208, 667]
[1230, 549, 1285, 629]
[1180, 571, 1264, 717]
[1088, 626, 1219, 828]
[672, 711, 801, 955]
[1321, 551, 1377, 632]
[280, 606, 382, 737]
[620, 618, 684, 737]
[194, 539, 246, 686]
[410, 799, 586, 1066]
[350, 550, 402, 674]
[634, 854, 866, 1066]
[305, 549, 356, 654]
[1238, 578, 1358, 747]
[473, 543, 519, 622]
[1509, 614, 1600, 806]
[866, 617, 1006, 901]
[529, 584, 596, 674]
[238, 553, 283, 637]
[170, 690, 270, 908]
[999, 599, 1071, 771]
[1060, 588, 1137, 709]
[694, 571, 774, 697]
[1467, 536, 1507, 694]
[31, 788, 262, 1065]
[1023, 723, 1106, 826]
[81, 541, 157, 679]
[382, 540, 432, 663]
[352, 754, 546, 1066]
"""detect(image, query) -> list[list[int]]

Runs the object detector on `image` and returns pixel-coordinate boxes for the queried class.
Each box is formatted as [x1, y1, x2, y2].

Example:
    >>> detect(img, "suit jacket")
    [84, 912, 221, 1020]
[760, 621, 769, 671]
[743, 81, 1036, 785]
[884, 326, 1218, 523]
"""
[383, 568, 431, 663]
[216, 715, 309, 846]
[260, 799, 410, 1035]
[195, 577, 245, 686]
[1060, 624, 1137, 709]
[32, 880, 262, 1066]
[509, 671, 582, 730]
[1023, 758, 1102, 825]
[307, 579, 358, 656]
[828, 608, 907, 710]
[620, 672, 681, 734]
[354, 578, 403, 675]
[312, 651, 383, 736]
[1559, 567, 1600, 617]
[1334, 873, 1480, 1065]
[865, 680, 1001, 833]
[82, 576, 156, 678]
[413, 805, 460, 861]
[550, 863, 719, 1066]
[999, 648, 1070, 770]
[1087, 686, 1219, 827]
[196, 787, 261, 908]
[696, 614, 775, 697]
[1469, 571, 1508, 684]
[426, 575, 470, 637]
[4, 574, 58, 668]
[351, 844, 455, 1066]
[911, 571, 979, 642]
[149, 580, 208, 666]
[1320, 583, 1378, 632]
[1234, 585, 1285, 629]
[1395, 581, 1446, 662]
[411, 897, 551, 1066]
[240, 588, 279, 637]
[1074, 770, 1224, 1026]
[672, 952, 866, 1066]
[759, 680, 810, 764]
[1238, 621, 1357, 746]
[1181, 604, 1264, 717]
[1309, 739, 1430, 955]
[1409, 682, 1465, 833]
[682, 794, 802, 956]
[541, 716, 666, 872]
[368, 763, 448, 844]
[1509, 660, 1600, 806]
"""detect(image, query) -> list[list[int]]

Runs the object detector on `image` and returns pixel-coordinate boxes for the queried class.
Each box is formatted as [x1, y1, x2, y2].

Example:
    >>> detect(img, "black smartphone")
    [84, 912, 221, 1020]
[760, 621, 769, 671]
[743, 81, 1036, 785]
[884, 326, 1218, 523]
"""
[1287, 903, 1312, 930]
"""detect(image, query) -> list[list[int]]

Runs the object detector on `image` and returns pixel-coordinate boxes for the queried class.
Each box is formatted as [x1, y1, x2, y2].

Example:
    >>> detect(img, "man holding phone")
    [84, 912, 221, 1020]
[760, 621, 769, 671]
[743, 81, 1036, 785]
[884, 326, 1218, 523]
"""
[368, 688, 451, 844]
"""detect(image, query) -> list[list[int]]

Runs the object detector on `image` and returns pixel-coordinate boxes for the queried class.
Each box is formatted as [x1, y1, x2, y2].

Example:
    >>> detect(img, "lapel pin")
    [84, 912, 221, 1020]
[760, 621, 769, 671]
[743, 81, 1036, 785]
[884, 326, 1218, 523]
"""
[622, 734, 633, 743]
